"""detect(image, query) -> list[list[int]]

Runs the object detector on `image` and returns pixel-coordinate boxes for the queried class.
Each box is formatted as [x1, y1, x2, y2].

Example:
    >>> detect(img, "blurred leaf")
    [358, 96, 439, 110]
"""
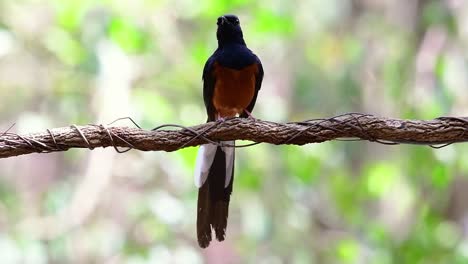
[435, 55, 446, 79]
[44, 28, 87, 65]
[141, 216, 170, 243]
[178, 147, 198, 173]
[383, 45, 413, 101]
[284, 146, 321, 185]
[434, 221, 460, 249]
[431, 164, 451, 189]
[47, 236, 69, 262]
[330, 171, 363, 223]
[237, 166, 262, 191]
[422, 2, 457, 34]
[43, 183, 72, 214]
[191, 41, 212, 65]
[108, 18, 149, 54]
[365, 163, 399, 197]
[199, 0, 251, 17]
[52, 0, 93, 31]
[336, 239, 359, 263]
[252, 9, 295, 35]
[0, 179, 19, 214]
[406, 146, 432, 179]
[368, 223, 390, 245]
[133, 88, 175, 126]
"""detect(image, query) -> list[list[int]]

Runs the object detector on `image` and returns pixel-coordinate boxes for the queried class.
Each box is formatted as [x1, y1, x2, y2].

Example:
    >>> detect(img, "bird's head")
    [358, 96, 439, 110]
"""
[216, 14, 245, 46]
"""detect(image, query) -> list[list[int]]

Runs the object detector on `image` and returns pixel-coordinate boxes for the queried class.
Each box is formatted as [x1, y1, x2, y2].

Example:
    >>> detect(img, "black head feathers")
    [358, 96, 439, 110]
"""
[216, 14, 245, 46]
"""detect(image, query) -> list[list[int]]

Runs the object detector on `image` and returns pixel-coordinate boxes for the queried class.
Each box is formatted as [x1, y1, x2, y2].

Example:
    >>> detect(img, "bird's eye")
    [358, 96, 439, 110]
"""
[235, 19, 239, 25]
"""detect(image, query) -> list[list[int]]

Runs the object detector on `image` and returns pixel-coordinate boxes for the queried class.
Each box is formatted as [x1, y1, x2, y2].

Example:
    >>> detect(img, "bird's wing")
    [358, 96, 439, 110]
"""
[202, 54, 217, 122]
[241, 55, 263, 117]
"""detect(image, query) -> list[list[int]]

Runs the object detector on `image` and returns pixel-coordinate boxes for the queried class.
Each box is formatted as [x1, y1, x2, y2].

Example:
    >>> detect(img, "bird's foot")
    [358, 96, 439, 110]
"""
[216, 114, 227, 122]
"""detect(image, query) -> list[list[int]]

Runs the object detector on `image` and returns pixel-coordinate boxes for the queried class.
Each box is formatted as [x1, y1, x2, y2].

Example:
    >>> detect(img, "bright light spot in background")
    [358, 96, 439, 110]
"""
[435, 221, 460, 249]
[433, 145, 456, 165]
[144, 245, 203, 264]
[379, 178, 415, 237]
[149, 191, 185, 225]
[287, 203, 309, 231]
[148, 245, 171, 264]
[16, 112, 53, 133]
[0, 30, 14, 57]
[260, 95, 287, 122]
[0, 235, 21, 264]
[366, 163, 399, 197]
[337, 239, 359, 263]
[457, 239, 468, 260]
[241, 196, 268, 240]
[172, 245, 203, 264]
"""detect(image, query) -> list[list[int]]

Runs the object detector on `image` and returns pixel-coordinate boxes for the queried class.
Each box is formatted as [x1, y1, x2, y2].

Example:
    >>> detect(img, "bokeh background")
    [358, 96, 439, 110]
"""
[1, 0, 468, 263]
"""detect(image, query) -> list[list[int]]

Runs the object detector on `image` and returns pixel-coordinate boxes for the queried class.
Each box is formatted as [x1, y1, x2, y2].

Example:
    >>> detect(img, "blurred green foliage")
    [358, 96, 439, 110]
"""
[1, 0, 468, 263]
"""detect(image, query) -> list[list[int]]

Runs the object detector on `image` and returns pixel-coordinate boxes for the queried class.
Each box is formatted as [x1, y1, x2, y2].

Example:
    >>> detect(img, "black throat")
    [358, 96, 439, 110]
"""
[217, 28, 246, 47]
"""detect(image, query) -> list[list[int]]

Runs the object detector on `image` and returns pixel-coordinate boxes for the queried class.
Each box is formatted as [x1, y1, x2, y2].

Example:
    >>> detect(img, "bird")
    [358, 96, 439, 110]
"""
[193, 14, 264, 248]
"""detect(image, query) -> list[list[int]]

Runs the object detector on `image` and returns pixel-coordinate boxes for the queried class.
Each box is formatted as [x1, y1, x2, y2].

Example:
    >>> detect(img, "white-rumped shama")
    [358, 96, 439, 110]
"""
[194, 14, 264, 248]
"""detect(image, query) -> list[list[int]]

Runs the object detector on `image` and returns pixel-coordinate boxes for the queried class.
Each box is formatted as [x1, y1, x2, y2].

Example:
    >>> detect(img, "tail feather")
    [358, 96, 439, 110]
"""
[213, 201, 229, 241]
[197, 182, 212, 248]
[196, 145, 235, 248]
[222, 141, 235, 188]
[194, 144, 218, 188]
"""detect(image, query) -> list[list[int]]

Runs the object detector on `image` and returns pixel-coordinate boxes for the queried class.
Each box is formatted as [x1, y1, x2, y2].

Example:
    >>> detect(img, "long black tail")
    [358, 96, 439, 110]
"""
[197, 147, 235, 248]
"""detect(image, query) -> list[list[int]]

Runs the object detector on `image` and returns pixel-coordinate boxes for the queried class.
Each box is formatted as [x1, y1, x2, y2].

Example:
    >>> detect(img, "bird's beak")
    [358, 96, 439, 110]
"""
[220, 16, 227, 24]
[217, 16, 227, 26]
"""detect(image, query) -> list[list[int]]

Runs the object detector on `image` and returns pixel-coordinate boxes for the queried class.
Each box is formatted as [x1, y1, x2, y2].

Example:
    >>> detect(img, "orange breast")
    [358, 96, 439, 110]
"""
[212, 62, 258, 118]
